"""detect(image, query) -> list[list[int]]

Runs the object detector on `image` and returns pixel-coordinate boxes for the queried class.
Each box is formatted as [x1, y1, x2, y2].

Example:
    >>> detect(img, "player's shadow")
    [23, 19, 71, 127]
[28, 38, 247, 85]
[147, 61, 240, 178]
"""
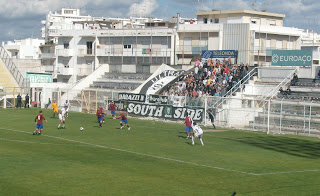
[225, 135, 320, 159]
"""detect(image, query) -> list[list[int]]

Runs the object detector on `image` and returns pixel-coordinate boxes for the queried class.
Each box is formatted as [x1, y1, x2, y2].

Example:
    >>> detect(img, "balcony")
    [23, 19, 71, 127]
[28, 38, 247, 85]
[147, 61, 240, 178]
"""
[56, 67, 72, 75]
[78, 49, 94, 56]
[176, 45, 208, 55]
[41, 53, 56, 59]
[56, 49, 73, 57]
[43, 65, 54, 72]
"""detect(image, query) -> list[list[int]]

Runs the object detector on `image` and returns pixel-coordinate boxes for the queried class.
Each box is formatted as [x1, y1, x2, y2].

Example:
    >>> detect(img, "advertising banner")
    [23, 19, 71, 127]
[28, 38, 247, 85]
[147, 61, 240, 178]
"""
[133, 64, 184, 95]
[26, 72, 53, 83]
[201, 50, 237, 59]
[147, 94, 168, 104]
[118, 93, 146, 102]
[271, 50, 312, 66]
[127, 102, 204, 121]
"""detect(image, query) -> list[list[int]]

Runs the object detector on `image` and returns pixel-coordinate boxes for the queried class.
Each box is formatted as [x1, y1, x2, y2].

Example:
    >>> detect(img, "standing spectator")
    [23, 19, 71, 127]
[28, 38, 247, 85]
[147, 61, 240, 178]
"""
[169, 92, 174, 105]
[25, 94, 30, 108]
[45, 98, 51, 109]
[195, 66, 199, 77]
[208, 109, 216, 129]
[16, 93, 22, 108]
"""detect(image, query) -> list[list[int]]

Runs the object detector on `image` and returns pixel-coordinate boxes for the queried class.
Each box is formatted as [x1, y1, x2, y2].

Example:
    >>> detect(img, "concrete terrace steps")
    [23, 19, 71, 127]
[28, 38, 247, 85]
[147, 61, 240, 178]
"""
[95, 78, 146, 83]
[90, 82, 141, 90]
[101, 73, 151, 80]
[86, 72, 151, 91]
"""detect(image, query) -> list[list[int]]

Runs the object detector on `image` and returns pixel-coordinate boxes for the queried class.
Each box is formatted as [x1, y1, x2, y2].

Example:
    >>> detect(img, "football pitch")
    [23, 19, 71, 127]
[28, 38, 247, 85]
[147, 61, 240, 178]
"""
[0, 108, 319, 196]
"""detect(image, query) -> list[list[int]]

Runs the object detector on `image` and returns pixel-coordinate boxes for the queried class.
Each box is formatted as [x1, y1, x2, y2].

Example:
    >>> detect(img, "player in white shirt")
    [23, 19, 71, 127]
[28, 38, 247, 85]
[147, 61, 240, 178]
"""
[58, 106, 67, 129]
[64, 100, 70, 118]
[192, 122, 204, 146]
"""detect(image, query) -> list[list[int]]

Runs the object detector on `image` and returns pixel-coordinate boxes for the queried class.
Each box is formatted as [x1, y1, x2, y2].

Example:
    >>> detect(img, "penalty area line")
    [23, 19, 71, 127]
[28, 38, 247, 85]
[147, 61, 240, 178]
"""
[0, 127, 319, 176]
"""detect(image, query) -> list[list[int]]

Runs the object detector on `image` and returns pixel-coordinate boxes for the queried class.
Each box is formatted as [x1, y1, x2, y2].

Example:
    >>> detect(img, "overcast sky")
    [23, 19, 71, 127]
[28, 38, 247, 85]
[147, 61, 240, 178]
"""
[0, 0, 319, 43]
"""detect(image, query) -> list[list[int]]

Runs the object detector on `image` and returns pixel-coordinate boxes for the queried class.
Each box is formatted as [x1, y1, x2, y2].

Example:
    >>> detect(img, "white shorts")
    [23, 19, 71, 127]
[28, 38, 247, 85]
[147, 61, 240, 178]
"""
[66, 108, 69, 112]
[195, 133, 203, 138]
[59, 114, 65, 121]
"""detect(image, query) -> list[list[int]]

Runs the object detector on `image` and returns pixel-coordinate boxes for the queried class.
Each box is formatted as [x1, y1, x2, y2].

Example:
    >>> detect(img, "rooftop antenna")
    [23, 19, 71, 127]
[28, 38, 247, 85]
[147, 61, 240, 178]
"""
[261, 2, 269, 12]
[251, 0, 257, 11]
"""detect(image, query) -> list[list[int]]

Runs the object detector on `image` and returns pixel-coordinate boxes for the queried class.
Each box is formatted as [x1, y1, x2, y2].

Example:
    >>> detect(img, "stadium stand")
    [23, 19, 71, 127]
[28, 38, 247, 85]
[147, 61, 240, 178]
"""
[87, 73, 150, 91]
[0, 59, 19, 90]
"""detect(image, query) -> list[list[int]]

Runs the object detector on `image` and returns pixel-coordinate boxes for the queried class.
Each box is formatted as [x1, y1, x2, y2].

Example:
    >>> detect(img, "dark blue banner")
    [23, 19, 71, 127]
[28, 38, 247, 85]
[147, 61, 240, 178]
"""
[202, 50, 237, 59]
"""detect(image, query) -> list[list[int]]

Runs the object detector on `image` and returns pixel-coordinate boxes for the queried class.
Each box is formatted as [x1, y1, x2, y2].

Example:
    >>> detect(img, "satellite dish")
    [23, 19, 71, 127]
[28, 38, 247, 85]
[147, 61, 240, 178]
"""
[41, 20, 46, 25]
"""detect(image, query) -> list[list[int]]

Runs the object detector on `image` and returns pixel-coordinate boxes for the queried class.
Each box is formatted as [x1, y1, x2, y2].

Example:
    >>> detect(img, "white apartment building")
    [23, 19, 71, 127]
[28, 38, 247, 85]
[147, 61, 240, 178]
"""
[177, 10, 303, 66]
[39, 8, 320, 83]
[2, 38, 45, 59]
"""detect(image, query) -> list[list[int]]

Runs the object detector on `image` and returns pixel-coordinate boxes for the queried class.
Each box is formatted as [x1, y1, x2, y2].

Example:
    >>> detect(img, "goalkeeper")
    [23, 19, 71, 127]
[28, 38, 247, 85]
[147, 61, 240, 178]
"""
[191, 122, 204, 146]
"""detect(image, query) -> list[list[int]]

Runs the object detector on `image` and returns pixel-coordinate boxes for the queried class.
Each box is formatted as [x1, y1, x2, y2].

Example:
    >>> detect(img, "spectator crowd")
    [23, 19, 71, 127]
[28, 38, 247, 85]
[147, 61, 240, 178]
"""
[163, 58, 250, 106]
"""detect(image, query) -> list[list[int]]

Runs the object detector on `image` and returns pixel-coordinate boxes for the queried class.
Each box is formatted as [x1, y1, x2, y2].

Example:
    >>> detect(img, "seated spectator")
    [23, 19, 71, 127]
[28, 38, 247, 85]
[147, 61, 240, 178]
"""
[313, 70, 320, 83]
[290, 73, 298, 86]
[279, 87, 286, 95]
[286, 86, 291, 95]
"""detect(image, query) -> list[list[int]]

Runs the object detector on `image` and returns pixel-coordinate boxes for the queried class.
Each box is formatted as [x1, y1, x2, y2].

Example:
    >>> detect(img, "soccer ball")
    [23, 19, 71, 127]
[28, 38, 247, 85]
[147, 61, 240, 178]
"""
[80, 127, 84, 131]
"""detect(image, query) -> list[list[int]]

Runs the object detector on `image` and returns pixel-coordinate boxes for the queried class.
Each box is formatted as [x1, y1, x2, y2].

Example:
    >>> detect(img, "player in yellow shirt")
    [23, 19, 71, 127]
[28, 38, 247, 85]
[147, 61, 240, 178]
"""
[51, 100, 58, 118]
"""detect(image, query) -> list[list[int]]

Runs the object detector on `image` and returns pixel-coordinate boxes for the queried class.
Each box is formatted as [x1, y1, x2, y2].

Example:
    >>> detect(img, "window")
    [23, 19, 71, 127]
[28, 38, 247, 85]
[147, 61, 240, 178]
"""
[158, 23, 165, 26]
[269, 20, 276, 26]
[87, 42, 93, 54]
[251, 18, 258, 24]
[64, 43, 69, 49]
[124, 45, 132, 49]
[214, 19, 219, 23]
[86, 60, 93, 65]
[64, 10, 73, 14]
[62, 60, 69, 68]
[203, 18, 208, 24]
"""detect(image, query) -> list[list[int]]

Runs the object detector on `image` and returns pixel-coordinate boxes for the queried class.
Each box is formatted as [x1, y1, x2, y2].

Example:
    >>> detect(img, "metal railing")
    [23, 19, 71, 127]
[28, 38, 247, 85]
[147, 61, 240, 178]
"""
[259, 68, 297, 102]
[213, 67, 258, 109]
[0, 46, 30, 88]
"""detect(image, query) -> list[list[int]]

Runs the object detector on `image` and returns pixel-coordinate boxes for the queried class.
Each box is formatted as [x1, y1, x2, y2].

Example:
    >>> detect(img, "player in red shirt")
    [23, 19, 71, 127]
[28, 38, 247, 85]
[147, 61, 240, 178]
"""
[98, 105, 106, 123]
[109, 101, 119, 119]
[96, 109, 103, 128]
[116, 111, 130, 130]
[184, 111, 193, 139]
[33, 111, 47, 135]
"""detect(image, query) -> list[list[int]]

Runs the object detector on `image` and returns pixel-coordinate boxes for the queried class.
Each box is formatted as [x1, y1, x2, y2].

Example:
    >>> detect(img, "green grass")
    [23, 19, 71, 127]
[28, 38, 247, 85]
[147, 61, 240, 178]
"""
[0, 108, 319, 196]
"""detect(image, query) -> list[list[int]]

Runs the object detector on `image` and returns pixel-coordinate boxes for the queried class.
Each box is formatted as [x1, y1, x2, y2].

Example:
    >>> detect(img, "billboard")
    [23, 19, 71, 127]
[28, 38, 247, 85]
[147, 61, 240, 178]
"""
[271, 50, 312, 66]
[127, 102, 204, 122]
[26, 72, 53, 83]
[201, 50, 237, 59]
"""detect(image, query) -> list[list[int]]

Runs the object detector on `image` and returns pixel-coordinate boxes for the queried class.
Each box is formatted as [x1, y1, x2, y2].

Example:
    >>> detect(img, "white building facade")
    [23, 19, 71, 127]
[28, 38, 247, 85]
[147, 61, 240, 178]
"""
[39, 8, 320, 83]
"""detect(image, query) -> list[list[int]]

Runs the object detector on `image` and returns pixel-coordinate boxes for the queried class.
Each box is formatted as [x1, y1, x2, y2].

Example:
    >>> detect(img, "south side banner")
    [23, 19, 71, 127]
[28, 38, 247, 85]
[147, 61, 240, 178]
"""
[271, 50, 312, 66]
[202, 50, 237, 59]
[127, 102, 204, 122]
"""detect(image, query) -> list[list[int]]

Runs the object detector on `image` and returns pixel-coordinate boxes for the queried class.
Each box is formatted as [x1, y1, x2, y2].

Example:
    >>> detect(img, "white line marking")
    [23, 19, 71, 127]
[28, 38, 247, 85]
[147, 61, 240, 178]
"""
[0, 127, 319, 176]
[0, 137, 86, 147]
